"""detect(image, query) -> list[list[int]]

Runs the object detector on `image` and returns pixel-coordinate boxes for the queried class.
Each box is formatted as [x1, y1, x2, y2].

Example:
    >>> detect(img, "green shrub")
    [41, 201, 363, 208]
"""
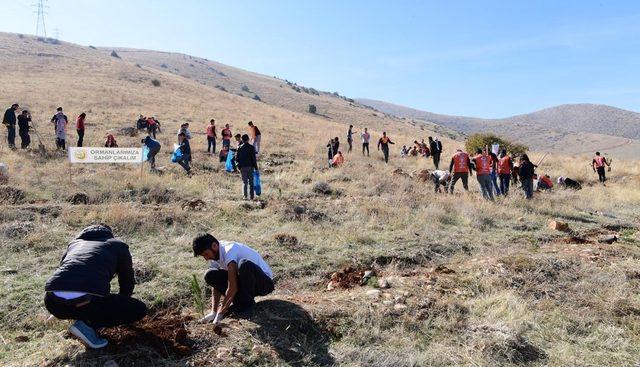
[308, 104, 317, 114]
[465, 133, 528, 156]
[151, 79, 161, 87]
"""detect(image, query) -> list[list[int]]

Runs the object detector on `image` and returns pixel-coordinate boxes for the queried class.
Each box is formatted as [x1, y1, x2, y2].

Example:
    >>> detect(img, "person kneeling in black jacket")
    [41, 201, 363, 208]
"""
[44, 224, 147, 349]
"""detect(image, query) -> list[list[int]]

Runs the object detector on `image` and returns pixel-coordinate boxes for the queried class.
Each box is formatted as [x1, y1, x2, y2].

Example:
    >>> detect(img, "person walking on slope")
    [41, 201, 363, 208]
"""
[206, 119, 217, 154]
[472, 148, 495, 201]
[346, 125, 356, 153]
[3, 103, 19, 150]
[17, 109, 32, 149]
[76, 113, 86, 147]
[43, 224, 147, 349]
[519, 154, 536, 199]
[194, 233, 274, 323]
[235, 134, 258, 200]
[248, 121, 261, 154]
[142, 135, 161, 172]
[361, 128, 371, 156]
[497, 149, 513, 196]
[448, 148, 472, 193]
[176, 132, 192, 174]
[377, 132, 395, 163]
[51, 107, 68, 150]
[592, 152, 610, 183]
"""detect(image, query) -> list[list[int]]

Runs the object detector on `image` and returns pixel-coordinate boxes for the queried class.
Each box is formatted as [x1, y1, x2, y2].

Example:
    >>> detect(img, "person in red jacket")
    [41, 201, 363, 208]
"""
[592, 152, 610, 183]
[76, 113, 86, 147]
[448, 148, 472, 193]
[472, 148, 494, 201]
[497, 149, 513, 195]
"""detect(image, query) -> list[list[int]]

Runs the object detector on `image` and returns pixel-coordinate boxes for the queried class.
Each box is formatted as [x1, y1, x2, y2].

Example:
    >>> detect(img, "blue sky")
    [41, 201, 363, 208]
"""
[2, 0, 640, 118]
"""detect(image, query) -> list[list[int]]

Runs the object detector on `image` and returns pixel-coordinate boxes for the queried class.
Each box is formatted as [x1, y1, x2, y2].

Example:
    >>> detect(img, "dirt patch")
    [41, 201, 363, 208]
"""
[181, 199, 206, 211]
[328, 266, 369, 289]
[273, 233, 299, 248]
[561, 236, 591, 244]
[68, 192, 89, 205]
[100, 309, 194, 357]
[284, 204, 327, 222]
[0, 186, 26, 204]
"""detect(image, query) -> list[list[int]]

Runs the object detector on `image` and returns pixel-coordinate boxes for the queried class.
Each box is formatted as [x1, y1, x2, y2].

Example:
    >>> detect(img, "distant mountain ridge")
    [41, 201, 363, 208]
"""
[356, 99, 640, 158]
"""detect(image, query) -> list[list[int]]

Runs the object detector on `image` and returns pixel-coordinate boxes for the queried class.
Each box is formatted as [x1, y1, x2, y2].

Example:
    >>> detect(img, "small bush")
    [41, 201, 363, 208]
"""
[88, 45, 97, 50]
[308, 104, 317, 114]
[110, 50, 120, 58]
[253, 94, 261, 101]
[151, 79, 161, 87]
[160, 63, 168, 68]
[241, 85, 251, 92]
[465, 133, 528, 156]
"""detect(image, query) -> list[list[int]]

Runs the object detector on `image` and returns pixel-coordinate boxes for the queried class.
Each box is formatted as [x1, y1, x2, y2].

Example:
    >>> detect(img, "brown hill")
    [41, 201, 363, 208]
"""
[357, 98, 640, 158]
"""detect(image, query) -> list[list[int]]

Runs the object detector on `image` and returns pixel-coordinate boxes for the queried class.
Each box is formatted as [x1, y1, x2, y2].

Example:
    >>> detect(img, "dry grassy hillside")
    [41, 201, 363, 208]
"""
[358, 98, 640, 159]
[1, 33, 640, 367]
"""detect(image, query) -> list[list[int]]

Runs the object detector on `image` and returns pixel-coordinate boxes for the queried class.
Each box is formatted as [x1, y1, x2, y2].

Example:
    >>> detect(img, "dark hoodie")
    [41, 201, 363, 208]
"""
[44, 225, 135, 297]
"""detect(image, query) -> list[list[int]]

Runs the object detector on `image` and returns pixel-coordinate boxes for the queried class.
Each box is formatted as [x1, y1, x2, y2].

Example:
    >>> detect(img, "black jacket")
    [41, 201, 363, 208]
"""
[236, 142, 258, 169]
[429, 140, 438, 155]
[179, 139, 191, 157]
[519, 161, 536, 180]
[45, 226, 135, 297]
[3, 108, 16, 127]
[18, 115, 31, 132]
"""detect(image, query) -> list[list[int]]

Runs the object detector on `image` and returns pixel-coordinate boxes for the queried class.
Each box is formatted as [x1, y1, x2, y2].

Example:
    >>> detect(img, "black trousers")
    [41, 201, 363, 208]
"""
[432, 153, 440, 169]
[77, 129, 84, 147]
[207, 136, 216, 153]
[596, 167, 606, 182]
[19, 130, 30, 149]
[44, 292, 147, 329]
[56, 138, 66, 150]
[204, 260, 274, 310]
[347, 139, 353, 152]
[362, 143, 369, 156]
[449, 172, 469, 193]
[7, 126, 16, 148]
[382, 146, 389, 163]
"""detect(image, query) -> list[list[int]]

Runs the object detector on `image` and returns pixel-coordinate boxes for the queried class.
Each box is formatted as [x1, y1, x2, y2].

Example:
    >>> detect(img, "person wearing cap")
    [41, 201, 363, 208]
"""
[43, 224, 147, 349]
[2, 103, 19, 150]
[193, 233, 274, 324]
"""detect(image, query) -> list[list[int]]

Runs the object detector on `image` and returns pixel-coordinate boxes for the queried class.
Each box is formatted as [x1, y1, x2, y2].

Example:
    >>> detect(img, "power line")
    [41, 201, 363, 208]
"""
[33, 0, 48, 38]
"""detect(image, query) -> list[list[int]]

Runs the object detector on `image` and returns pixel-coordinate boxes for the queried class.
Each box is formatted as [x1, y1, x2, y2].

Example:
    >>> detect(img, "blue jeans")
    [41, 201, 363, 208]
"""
[490, 171, 501, 195]
[499, 174, 511, 196]
[477, 174, 494, 201]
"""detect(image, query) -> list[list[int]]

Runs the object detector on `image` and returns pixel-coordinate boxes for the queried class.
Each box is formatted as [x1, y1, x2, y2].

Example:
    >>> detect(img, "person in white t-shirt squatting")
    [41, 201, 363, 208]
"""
[193, 233, 275, 324]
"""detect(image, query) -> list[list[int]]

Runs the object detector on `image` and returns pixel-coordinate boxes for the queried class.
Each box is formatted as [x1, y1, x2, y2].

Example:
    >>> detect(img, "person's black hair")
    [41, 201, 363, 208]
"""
[476, 148, 482, 154]
[349, 125, 353, 128]
[210, 119, 215, 123]
[234, 133, 241, 138]
[22, 110, 28, 114]
[248, 121, 253, 125]
[57, 107, 63, 111]
[11, 103, 19, 108]
[501, 149, 507, 155]
[79, 112, 86, 118]
[428, 136, 433, 140]
[141, 139, 145, 143]
[178, 132, 186, 137]
[192, 233, 218, 256]
[595, 151, 600, 155]
[521, 154, 530, 161]
[334, 137, 339, 140]
[241, 134, 250, 142]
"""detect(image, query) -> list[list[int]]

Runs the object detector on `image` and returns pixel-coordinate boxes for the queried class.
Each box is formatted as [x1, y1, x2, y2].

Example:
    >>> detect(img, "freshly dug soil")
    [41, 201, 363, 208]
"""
[100, 310, 194, 357]
[330, 266, 367, 289]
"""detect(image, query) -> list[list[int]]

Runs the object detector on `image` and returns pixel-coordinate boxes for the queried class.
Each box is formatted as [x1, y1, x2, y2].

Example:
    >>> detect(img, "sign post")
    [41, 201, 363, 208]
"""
[69, 148, 144, 179]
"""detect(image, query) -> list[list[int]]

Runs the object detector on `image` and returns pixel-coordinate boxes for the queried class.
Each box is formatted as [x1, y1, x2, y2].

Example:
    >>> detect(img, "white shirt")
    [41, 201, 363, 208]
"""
[361, 132, 370, 143]
[209, 241, 273, 279]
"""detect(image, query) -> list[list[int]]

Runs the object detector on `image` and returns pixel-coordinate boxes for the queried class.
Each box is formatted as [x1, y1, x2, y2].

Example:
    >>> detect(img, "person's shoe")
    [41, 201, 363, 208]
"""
[69, 320, 108, 349]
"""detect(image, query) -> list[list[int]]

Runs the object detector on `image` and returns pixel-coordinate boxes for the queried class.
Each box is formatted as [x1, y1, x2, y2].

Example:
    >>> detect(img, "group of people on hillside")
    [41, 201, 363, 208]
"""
[43, 224, 273, 349]
[400, 136, 444, 168]
[136, 115, 162, 138]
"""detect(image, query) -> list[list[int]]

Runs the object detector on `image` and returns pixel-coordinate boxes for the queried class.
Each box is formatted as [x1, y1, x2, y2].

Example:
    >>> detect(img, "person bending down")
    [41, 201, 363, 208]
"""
[193, 233, 274, 325]
[43, 224, 147, 349]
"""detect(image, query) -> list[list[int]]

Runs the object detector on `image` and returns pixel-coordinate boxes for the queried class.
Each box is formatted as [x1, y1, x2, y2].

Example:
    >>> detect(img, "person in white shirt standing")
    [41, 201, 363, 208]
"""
[361, 127, 371, 157]
[193, 233, 274, 324]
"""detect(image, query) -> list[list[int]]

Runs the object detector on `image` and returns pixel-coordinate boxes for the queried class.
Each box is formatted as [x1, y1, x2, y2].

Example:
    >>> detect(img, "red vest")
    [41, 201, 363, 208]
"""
[594, 156, 606, 168]
[452, 151, 470, 173]
[474, 154, 492, 175]
[497, 156, 511, 175]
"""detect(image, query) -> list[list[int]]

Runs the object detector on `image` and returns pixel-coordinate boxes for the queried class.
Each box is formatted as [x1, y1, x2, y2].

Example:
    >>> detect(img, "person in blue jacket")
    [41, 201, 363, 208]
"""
[141, 136, 161, 172]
